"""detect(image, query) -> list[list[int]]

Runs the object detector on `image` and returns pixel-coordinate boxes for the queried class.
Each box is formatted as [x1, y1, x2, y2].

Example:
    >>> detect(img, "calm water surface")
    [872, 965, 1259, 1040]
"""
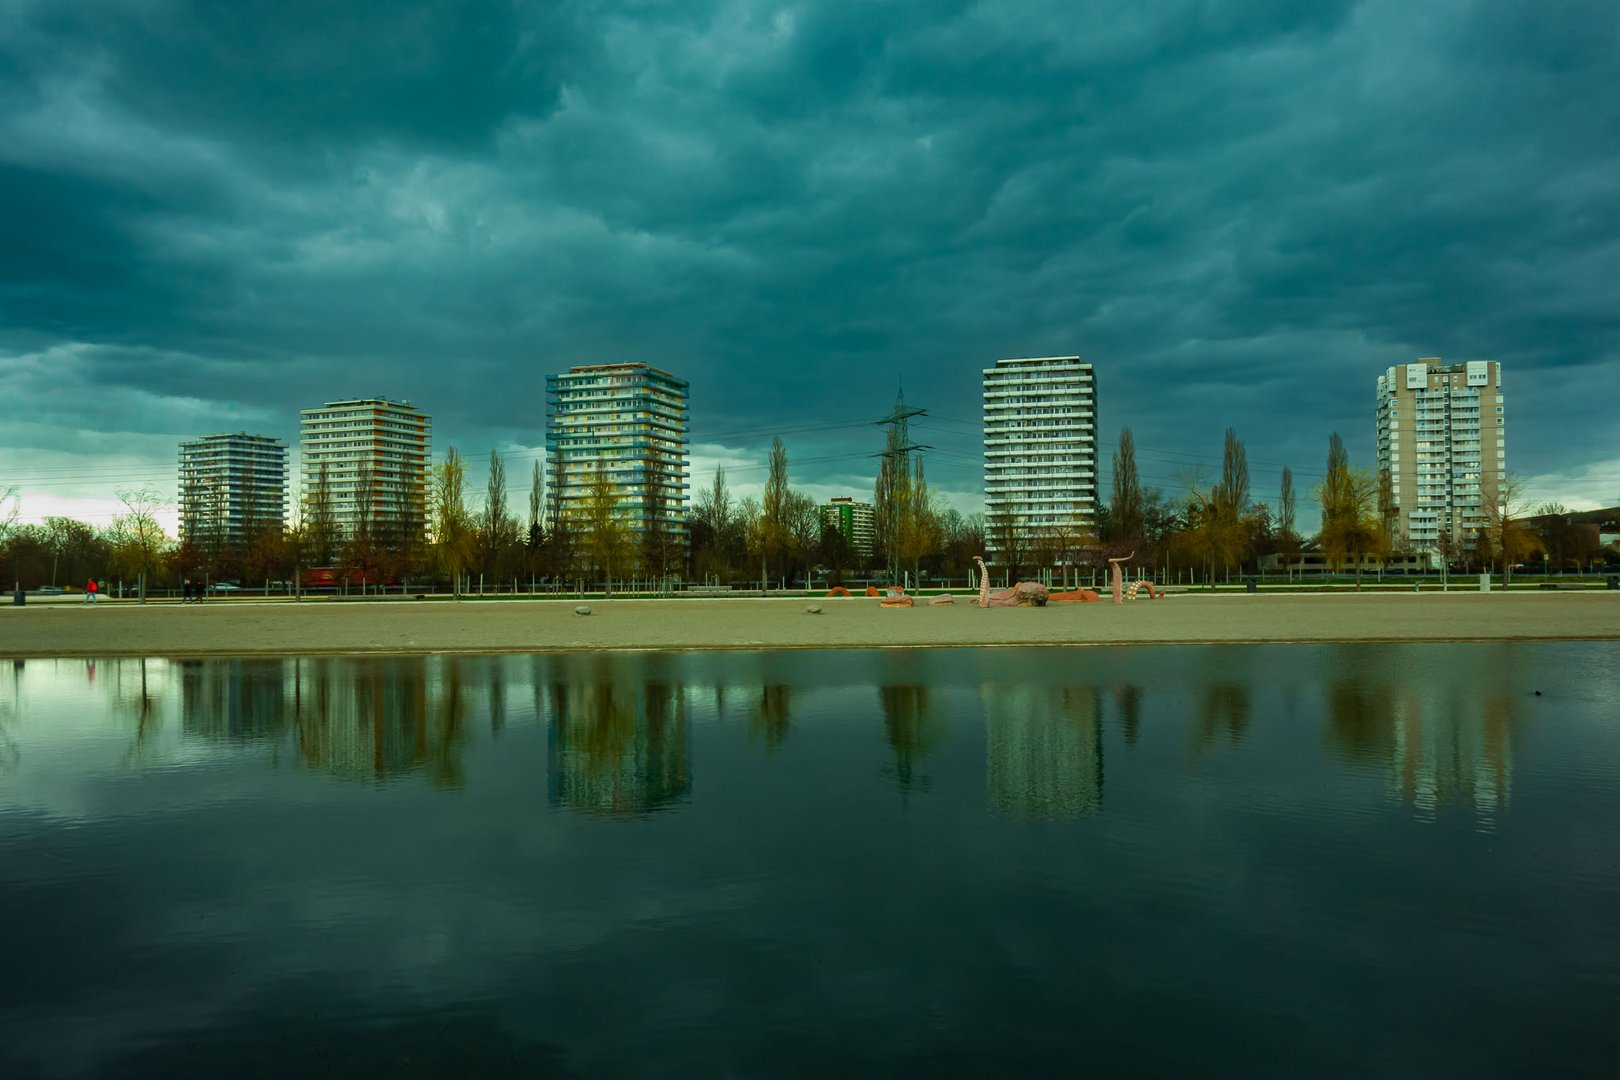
[2, 644, 1619, 1078]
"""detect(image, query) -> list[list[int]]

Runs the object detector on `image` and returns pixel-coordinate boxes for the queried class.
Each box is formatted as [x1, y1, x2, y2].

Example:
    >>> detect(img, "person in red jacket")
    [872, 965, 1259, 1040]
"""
[81, 578, 98, 605]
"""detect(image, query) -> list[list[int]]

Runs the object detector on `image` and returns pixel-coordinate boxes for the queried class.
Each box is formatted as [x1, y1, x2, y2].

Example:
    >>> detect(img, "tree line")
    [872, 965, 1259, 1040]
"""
[1090, 427, 1601, 587]
[4, 432, 1612, 593]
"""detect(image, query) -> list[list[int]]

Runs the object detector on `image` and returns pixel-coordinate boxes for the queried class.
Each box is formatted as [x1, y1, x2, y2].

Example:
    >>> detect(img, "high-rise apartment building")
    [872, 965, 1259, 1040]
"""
[1375, 359, 1504, 557]
[982, 356, 1099, 561]
[177, 432, 288, 544]
[985, 686, 1102, 819]
[822, 497, 876, 557]
[545, 363, 690, 559]
[299, 398, 431, 539]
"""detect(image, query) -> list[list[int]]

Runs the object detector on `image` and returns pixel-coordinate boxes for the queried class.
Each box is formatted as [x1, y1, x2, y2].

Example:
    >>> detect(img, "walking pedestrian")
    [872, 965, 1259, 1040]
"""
[82, 577, 98, 605]
[182, 578, 193, 604]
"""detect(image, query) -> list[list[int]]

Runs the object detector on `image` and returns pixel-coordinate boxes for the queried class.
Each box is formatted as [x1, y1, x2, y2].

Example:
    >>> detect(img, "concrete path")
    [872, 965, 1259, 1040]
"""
[2, 592, 1616, 657]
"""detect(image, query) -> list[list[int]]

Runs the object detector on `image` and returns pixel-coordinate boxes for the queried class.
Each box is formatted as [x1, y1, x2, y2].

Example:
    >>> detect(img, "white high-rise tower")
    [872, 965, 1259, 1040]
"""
[1375, 358, 1504, 560]
[982, 356, 1098, 564]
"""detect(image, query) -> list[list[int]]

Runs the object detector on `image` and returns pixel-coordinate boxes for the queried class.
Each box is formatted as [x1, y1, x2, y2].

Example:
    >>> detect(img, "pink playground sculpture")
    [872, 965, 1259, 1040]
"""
[879, 586, 915, 608]
[971, 554, 1157, 608]
[1108, 552, 1163, 604]
[972, 556, 1050, 607]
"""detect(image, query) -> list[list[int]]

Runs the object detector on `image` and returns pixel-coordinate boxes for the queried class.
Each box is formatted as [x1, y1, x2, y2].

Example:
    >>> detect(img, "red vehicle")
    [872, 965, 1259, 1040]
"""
[301, 566, 402, 590]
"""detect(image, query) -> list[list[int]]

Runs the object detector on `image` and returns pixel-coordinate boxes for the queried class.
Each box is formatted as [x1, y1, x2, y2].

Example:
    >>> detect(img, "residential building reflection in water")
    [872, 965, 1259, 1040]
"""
[175, 657, 470, 787]
[179, 660, 288, 742]
[1325, 658, 1519, 827]
[545, 680, 690, 816]
[1, 646, 1532, 832]
[983, 685, 1103, 819]
[295, 658, 468, 788]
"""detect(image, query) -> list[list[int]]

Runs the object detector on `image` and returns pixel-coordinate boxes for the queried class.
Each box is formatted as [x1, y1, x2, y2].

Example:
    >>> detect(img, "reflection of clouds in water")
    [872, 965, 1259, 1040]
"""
[0, 658, 195, 819]
[983, 685, 1103, 819]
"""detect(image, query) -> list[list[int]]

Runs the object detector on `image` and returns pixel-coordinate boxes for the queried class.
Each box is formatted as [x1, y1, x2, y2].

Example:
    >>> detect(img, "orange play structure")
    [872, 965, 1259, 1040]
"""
[1048, 587, 1102, 602]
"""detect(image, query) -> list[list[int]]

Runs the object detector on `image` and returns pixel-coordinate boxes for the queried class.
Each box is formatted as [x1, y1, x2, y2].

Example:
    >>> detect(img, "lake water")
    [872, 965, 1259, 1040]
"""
[2, 644, 1619, 1078]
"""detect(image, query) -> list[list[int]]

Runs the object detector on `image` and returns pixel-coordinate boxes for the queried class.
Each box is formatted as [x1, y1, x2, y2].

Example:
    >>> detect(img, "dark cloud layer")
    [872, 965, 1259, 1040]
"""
[2, 0, 1617, 514]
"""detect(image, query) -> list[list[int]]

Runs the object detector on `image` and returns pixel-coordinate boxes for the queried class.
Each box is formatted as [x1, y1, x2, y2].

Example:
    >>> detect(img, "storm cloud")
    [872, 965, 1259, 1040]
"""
[3, 0, 1617, 525]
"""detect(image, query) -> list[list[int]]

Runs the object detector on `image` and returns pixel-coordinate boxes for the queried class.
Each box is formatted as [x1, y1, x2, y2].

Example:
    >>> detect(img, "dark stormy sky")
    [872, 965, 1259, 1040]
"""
[3, 0, 1618, 532]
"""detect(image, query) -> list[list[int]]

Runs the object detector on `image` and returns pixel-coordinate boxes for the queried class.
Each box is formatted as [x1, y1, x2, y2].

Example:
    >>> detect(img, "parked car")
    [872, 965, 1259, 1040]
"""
[207, 582, 243, 594]
[36, 586, 66, 595]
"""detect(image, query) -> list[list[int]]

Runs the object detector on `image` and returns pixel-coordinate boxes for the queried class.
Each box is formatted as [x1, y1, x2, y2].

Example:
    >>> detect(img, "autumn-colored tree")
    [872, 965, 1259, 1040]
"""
[431, 448, 475, 596]
[894, 457, 943, 585]
[582, 462, 630, 592]
[1316, 433, 1385, 588]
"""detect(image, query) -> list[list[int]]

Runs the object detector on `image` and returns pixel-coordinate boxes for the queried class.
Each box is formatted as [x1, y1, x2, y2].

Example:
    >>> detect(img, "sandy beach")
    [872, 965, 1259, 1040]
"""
[1, 591, 1616, 657]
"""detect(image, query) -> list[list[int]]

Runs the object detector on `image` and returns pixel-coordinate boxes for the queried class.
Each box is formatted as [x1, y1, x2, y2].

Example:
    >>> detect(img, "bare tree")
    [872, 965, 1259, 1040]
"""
[1215, 427, 1251, 518]
[786, 490, 823, 582]
[43, 517, 95, 588]
[479, 449, 519, 583]
[938, 508, 985, 582]
[108, 486, 170, 595]
[985, 509, 1028, 582]
[1378, 468, 1402, 555]
[761, 437, 791, 581]
[1273, 466, 1300, 576]
[690, 465, 737, 581]
[339, 463, 385, 586]
[528, 459, 543, 539]
[306, 461, 338, 566]
[1, 486, 20, 589]
[873, 423, 907, 580]
[1480, 474, 1542, 586]
[526, 458, 544, 584]
[1279, 466, 1297, 542]
[1110, 428, 1144, 543]
[1213, 427, 1251, 572]
[738, 494, 764, 584]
